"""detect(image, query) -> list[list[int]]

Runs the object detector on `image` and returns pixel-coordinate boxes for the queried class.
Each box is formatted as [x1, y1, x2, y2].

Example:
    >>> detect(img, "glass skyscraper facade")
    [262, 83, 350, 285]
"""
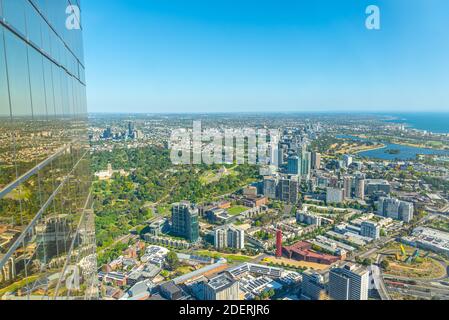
[0, 0, 97, 299]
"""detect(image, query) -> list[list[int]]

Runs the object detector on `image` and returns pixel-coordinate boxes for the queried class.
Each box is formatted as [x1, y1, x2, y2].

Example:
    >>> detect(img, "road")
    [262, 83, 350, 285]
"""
[370, 254, 391, 300]
[388, 285, 449, 300]
[378, 249, 449, 300]
[348, 232, 398, 300]
[441, 203, 449, 214]
[427, 197, 449, 215]
[357, 236, 396, 259]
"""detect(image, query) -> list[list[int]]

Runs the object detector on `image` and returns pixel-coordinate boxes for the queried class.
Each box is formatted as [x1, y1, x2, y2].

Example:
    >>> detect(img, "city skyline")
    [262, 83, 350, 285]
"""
[2, 0, 449, 305]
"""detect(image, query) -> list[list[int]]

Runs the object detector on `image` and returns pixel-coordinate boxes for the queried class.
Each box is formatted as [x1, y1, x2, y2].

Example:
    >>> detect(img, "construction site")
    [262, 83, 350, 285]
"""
[379, 242, 449, 300]
[381, 243, 445, 279]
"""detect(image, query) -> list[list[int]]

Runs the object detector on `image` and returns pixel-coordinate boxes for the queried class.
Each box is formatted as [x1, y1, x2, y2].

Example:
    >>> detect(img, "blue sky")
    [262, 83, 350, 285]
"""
[82, 0, 449, 113]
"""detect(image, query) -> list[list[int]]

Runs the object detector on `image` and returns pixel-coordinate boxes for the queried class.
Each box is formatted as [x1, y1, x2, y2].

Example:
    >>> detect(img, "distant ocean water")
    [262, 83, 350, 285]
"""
[384, 113, 449, 134]
[337, 134, 449, 161]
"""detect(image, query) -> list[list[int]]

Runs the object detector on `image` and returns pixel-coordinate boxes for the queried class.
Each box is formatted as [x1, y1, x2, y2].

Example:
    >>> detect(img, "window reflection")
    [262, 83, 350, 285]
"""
[1, 0, 95, 300]
[2, 0, 27, 37]
[0, 27, 14, 190]
[4, 29, 32, 119]
[25, 0, 42, 48]
[28, 47, 47, 118]
[43, 57, 55, 118]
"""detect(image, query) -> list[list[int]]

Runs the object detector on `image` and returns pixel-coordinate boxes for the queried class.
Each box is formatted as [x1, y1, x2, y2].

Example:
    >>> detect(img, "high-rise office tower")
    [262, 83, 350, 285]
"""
[343, 176, 353, 199]
[301, 270, 328, 300]
[103, 127, 112, 139]
[128, 121, 134, 136]
[287, 155, 299, 175]
[0, 1, 97, 300]
[268, 133, 279, 167]
[354, 174, 365, 200]
[360, 221, 380, 240]
[366, 179, 391, 196]
[328, 263, 369, 300]
[377, 197, 414, 223]
[171, 201, 199, 242]
[399, 202, 414, 223]
[311, 152, 321, 170]
[277, 143, 285, 168]
[263, 176, 278, 199]
[278, 176, 299, 204]
[227, 226, 244, 250]
[214, 225, 245, 250]
[326, 187, 344, 204]
[214, 227, 228, 250]
[343, 155, 353, 168]
[301, 151, 311, 178]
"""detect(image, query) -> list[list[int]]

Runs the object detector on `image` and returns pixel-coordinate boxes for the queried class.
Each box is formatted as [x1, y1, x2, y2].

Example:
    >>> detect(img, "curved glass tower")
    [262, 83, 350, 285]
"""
[0, 0, 97, 300]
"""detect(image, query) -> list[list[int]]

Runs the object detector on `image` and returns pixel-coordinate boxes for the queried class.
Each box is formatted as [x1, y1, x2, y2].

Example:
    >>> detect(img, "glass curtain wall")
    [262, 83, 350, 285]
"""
[0, 0, 97, 300]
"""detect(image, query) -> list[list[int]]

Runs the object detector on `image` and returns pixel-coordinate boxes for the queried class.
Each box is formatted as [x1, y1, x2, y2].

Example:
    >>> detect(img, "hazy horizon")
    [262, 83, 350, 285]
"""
[87, 111, 449, 115]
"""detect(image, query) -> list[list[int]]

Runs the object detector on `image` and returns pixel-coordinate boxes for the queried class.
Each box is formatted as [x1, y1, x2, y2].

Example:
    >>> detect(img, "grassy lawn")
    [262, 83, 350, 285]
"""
[199, 166, 240, 186]
[227, 205, 249, 216]
[156, 204, 171, 216]
[426, 141, 444, 148]
[262, 257, 329, 271]
[175, 265, 196, 275]
[199, 171, 215, 185]
[194, 250, 254, 263]
[384, 257, 446, 279]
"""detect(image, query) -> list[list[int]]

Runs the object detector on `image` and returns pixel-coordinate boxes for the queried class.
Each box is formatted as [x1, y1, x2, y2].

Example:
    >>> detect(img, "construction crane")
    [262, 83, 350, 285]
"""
[400, 244, 407, 256]
[396, 244, 407, 261]
[405, 249, 420, 264]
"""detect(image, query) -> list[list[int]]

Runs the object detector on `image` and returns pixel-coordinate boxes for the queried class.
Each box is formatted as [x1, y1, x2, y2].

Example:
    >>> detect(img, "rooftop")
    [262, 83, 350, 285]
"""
[160, 281, 182, 294]
[206, 274, 236, 291]
[332, 262, 369, 277]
